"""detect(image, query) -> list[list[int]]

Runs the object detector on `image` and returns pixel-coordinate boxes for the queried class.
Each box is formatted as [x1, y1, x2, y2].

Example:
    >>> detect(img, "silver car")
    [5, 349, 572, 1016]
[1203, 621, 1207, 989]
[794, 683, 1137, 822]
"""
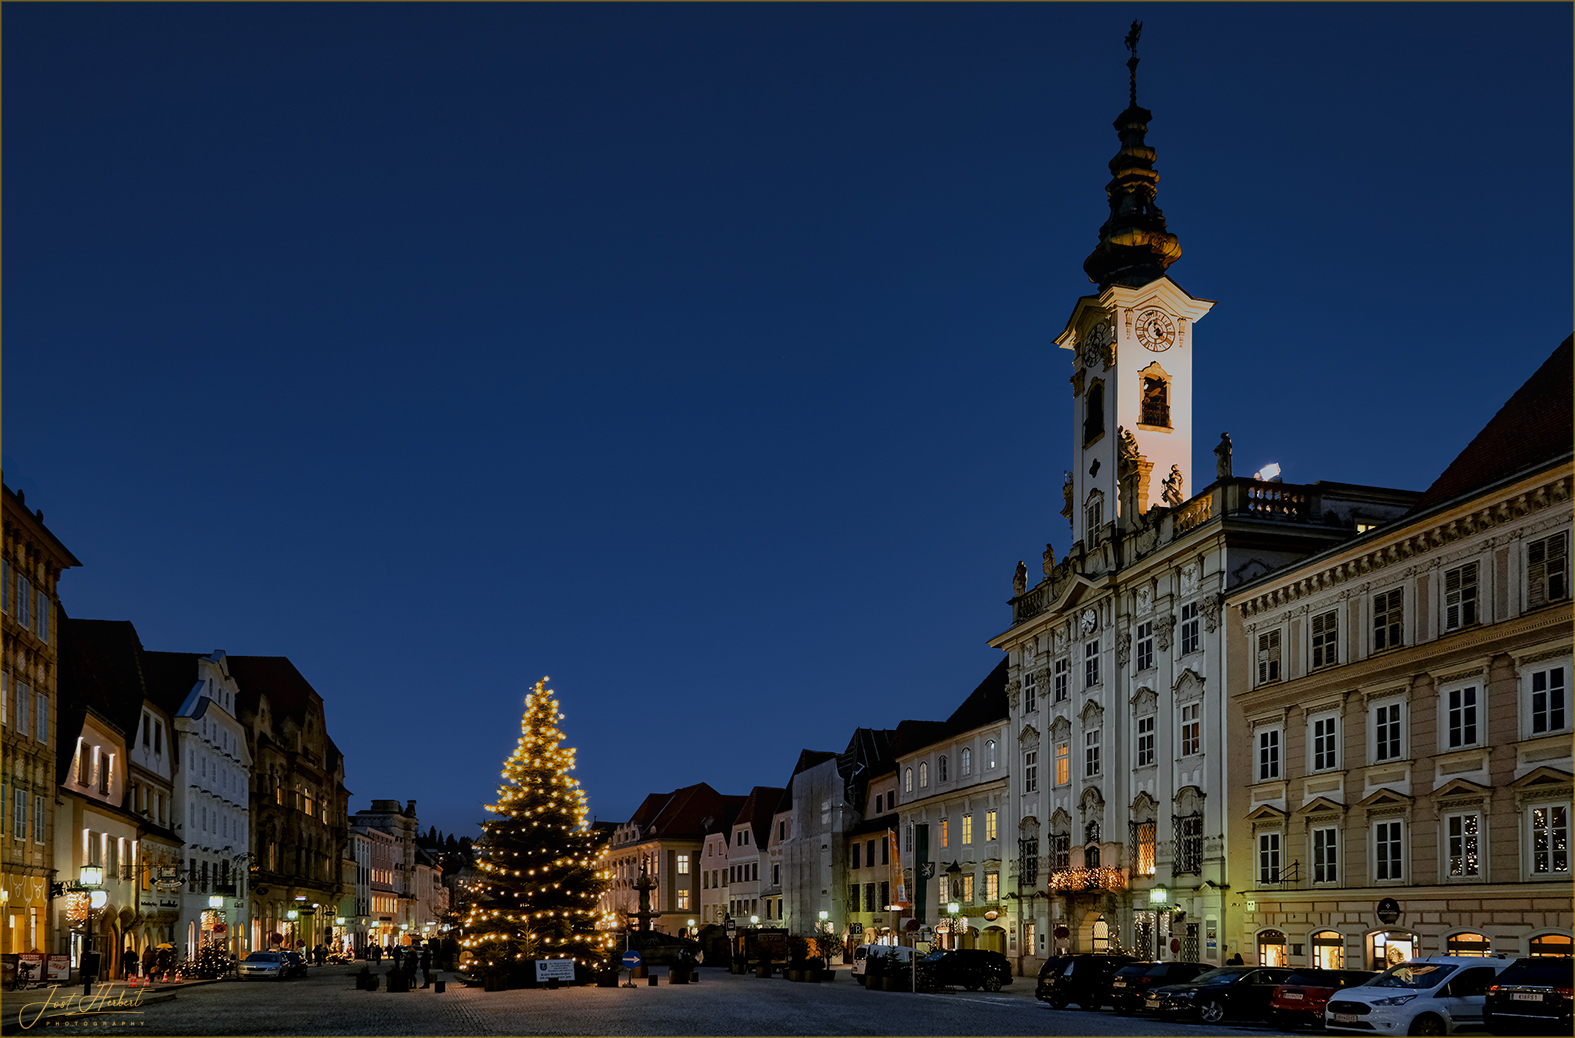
[239, 951, 306, 980]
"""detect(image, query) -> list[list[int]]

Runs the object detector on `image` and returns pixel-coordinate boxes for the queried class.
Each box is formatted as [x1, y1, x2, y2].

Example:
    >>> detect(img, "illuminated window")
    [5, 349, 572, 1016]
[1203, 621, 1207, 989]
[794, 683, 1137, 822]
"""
[940, 819, 949, 848]
[985, 809, 997, 842]
[1131, 821, 1155, 876]
[960, 748, 972, 776]
[1445, 812, 1480, 877]
[1054, 742, 1069, 785]
[677, 854, 689, 875]
[961, 814, 973, 845]
[919, 762, 928, 788]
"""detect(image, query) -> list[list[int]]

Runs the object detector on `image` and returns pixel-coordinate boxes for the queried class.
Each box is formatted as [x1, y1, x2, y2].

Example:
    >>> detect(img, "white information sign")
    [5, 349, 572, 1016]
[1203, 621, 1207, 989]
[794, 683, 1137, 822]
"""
[535, 958, 576, 982]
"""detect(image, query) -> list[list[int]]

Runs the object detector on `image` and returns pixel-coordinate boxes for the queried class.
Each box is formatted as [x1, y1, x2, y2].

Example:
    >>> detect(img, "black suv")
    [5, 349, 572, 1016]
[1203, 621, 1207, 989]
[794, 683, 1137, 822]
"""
[1110, 961, 1215, 1014]
[1484, 957, 1574, 1035]
[1039, 953, 1139, 1009]
[917, 949, 1012, 992]
[1146, 966, 1297, 1023]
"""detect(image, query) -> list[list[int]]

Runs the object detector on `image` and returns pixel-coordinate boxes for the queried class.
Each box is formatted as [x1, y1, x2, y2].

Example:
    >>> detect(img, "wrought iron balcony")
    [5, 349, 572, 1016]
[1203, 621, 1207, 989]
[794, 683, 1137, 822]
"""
[1048, 867, 1127, 893]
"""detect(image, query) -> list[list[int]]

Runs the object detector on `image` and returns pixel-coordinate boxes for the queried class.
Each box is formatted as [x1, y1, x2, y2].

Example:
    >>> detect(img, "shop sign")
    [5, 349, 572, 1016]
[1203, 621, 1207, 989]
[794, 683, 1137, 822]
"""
[1376, 898, 1400, 924]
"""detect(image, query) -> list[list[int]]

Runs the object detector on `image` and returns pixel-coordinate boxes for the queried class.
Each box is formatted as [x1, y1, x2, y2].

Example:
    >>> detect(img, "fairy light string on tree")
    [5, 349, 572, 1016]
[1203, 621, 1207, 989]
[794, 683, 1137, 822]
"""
[461, 676, 610, 975]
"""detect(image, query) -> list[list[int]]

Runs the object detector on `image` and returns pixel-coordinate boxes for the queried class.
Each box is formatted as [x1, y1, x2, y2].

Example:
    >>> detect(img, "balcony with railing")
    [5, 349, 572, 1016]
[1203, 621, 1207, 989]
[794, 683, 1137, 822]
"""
[1047, 866, 1127, 894]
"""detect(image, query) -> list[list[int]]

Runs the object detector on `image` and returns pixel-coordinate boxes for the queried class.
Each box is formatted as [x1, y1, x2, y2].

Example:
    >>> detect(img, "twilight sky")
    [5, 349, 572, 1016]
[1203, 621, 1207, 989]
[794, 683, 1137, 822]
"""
[5, 3, 1571, 840]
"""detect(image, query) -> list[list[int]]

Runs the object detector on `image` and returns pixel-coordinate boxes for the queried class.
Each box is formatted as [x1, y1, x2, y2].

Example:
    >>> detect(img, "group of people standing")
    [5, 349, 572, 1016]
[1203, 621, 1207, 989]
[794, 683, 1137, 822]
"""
[366, 939, 447, 987]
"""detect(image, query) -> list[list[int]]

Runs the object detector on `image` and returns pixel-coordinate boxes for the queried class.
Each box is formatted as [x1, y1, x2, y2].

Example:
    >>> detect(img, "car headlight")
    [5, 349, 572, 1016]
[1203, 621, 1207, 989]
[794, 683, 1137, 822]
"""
[1368, 994, 1417, 1007]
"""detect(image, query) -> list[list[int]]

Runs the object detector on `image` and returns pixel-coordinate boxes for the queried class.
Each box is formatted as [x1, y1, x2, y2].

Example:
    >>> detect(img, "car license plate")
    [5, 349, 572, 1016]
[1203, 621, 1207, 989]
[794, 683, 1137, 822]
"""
[1512, 993, 1544, 1001]
[1333, 1013, 1357, 1023]
[1145, 996, 1160, 1007]
[1113, 980, 1126, 988]
[1284, 991, 1303, 999]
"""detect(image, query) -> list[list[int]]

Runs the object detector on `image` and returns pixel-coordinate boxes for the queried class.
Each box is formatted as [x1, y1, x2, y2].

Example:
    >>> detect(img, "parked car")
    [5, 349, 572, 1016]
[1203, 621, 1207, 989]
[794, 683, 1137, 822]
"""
[1110, 961, 1215, 1014]
[1033, 955, 1071, 1000]
[916, 949, 1012, 992]
[1265, 969, 1377, 1029]
[1325, 956, 1513, 1036]
[852, 943, 917, 985]
[1482, 957, 1574, 1035]
[239, 950, 308, 981]
[1146, 965, 1297, 1023]
[1039, 953, 1139, 1009]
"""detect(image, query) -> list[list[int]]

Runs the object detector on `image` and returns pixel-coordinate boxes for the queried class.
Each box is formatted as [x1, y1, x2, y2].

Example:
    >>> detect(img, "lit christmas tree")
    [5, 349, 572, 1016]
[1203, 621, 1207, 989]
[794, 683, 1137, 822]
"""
[462, 677, 609, 978]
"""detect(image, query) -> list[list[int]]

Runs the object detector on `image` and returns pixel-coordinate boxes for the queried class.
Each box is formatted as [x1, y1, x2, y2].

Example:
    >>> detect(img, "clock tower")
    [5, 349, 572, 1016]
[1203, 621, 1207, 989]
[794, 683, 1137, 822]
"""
[1057, 23, 1213, 548]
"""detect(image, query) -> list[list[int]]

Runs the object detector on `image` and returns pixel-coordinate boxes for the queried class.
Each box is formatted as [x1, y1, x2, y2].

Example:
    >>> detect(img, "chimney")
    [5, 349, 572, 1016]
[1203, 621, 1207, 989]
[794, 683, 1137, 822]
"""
[406, 800, 417, 816]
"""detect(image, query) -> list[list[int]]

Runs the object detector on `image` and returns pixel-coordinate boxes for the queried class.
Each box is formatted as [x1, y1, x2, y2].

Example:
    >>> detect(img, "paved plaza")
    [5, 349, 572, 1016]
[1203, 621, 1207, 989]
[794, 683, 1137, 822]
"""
[11, 964, 1288, 1036]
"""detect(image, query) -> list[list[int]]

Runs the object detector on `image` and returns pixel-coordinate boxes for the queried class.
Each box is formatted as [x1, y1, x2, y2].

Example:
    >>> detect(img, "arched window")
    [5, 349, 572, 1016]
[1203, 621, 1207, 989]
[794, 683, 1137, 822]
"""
[961, 747, 972, 776]
[919, 762, 929, 788]
[904, 768, 913, 793]
[1311, 929, 1346, 969]
[1083, 380, 1105, 446]
[938, 755, 948, 782]
[1258, 929, 1288, 967]
[1139, 363, 1171, 428]
[1091, 915, 1110, 952]
[986, 740, 997, 768]
[1529, 932, 1573, 957]
[1086, 491, 1104, 533]
[1446, 931, 1491, 957]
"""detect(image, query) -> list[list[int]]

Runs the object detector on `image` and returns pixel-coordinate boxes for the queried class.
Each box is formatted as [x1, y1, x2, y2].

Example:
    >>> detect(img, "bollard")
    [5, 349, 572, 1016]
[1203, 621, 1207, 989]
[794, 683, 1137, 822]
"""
[434, 980, 446, 994]
[690, 971, 699, 983]
[647, 975, 658, 986]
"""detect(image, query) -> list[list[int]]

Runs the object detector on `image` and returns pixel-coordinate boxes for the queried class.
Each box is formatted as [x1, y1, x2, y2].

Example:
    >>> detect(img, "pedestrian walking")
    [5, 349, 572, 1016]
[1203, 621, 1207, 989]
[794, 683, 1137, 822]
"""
[370, 944, 382, 964]
[419, 945, 433, 988]
[123, 947, 140, 980]
[392, 945, 403, 970]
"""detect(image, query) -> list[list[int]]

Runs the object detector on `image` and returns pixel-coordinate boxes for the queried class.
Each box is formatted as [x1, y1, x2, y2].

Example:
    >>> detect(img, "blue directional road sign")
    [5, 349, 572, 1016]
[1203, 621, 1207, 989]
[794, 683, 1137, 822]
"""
[622, 950, 642, 970]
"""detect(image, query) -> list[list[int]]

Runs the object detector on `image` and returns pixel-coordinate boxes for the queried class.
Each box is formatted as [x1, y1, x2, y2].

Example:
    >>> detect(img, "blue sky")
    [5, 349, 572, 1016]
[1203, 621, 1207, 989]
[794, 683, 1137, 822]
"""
[5, 3, 1570, 838]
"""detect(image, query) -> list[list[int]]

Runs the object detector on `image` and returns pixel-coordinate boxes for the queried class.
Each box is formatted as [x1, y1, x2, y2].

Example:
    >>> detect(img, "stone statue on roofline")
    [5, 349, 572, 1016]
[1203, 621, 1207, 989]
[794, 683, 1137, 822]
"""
[1013, 561, 1028, 596]
[1215, 432, 1233, 479]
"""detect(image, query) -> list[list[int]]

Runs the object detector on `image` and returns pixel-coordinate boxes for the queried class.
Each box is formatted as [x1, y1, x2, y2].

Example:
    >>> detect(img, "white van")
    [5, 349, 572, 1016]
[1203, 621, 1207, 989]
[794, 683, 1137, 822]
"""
[1325, 956, 1514, 1035]
[851, 943, 916, 984]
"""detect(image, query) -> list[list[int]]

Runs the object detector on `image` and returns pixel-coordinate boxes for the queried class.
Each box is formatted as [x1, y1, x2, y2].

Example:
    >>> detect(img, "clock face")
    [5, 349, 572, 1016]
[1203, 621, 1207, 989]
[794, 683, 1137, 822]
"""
[1135, 308, 1177, 351]
[1081, 322, 1110, 368]
[1081, 608, 1099, 634]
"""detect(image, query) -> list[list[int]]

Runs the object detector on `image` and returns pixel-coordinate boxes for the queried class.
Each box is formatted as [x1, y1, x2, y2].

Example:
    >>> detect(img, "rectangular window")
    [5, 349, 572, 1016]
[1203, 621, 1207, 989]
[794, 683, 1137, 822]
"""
[1257, 728, 1280, 780]
[984, 871, 998, 901]
[676, 890, 689, 910]
[940, 818, 948, 849]
[1258, 832, 1281, 883]
[1531, 804, 1570, 874]
[1447, 686, 1479, 748]
[34, 693, 47, 744]
[1444, 562, 1479, 631]
[1084, 729, 1101, 777]
[32, 794, 44, 843]
[153, 722, 162, 755]
[1173, 815, 1203, 875]
[1135, 621, 1154, 671]
[1053, 659, 1069, 702]
[1180, 601, 1200, 655]
[1527, 532, 1570, 608]
[961, 814, 973, 845]
[1055, 742, 1070, 785]
[15, 576, 30, 630]
[1312, 827, 1338, 883]
[1049, 833, 1070, 871]
[1257, 629, 1281, 684]
[11, 789, 25, 842]
[14, 685, 29, 741]
[1180, 702, 1201, 756]
[1531, 666, 1567, 734]
[847, 885, 860, 913]
[1374, 820, 1404, 880]
[1022, 670, 1038, 713]
[36, 591, 48, 644]
[1137, 716, 1155, 768]
[1023, 752, 1038, 793]
[962, 873, 975, 904]
[1132, 821, 1156, 876]
[881, 838, 888, 865]
[1369, 702, 1401, 761]
[985, 809, 997, 842]
[1373, 588, 1403, 650]
[677, 854, 690, 875]
[1084, 640, 1100, 688]
[1311, 609, 1338, 668]
[1312, 715, 1339, 772]
[1446, 812, 1480, 877]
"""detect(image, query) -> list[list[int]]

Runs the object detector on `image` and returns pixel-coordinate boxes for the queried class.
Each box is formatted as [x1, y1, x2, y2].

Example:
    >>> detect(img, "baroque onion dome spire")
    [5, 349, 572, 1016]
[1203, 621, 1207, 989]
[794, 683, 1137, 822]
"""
[1082, 21, 1183, 289]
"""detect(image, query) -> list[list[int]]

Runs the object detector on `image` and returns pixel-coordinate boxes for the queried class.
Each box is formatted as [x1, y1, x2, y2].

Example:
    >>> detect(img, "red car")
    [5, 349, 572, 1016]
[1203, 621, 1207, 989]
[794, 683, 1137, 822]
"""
[1265, 969, 1377, 1029]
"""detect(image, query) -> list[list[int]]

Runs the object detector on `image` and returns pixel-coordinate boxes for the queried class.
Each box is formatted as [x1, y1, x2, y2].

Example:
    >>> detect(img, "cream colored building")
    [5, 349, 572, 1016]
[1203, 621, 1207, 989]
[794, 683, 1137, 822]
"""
[1226, 338, 1573, 969]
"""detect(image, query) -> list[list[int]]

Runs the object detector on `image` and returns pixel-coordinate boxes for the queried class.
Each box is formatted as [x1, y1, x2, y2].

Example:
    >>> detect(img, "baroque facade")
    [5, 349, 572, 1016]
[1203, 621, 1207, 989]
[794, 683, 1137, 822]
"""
[988, 55, 1417, 977]
[1226, 338, 1574, 968]
[1, 485, 78, 962]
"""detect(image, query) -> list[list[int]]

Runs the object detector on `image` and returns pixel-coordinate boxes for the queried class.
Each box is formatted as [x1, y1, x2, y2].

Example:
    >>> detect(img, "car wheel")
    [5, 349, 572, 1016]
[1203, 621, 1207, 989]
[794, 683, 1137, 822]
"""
[1198, 999, 1226, 1024]
[1408, 1015, 1446, 1037]
[984, 976, 1002, 993]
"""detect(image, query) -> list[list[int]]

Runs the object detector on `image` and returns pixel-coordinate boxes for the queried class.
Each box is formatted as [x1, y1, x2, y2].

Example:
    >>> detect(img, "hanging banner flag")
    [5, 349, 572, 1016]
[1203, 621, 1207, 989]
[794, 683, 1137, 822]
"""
[889, 829, 909, 908]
